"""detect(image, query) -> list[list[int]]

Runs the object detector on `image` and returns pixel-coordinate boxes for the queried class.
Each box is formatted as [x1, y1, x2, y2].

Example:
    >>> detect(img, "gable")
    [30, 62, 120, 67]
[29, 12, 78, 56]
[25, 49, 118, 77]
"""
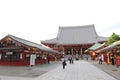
[0, 36, 23, 47]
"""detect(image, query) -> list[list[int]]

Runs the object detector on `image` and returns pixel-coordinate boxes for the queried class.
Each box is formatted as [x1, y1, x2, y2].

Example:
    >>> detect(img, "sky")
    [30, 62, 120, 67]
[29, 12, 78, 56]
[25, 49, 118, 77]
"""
[0, 0, 120, 43]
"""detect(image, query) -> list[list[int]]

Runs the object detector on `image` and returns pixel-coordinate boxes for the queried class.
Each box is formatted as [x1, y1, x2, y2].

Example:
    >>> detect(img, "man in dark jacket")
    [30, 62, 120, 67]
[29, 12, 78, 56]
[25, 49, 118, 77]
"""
[62, 60, 67, 69]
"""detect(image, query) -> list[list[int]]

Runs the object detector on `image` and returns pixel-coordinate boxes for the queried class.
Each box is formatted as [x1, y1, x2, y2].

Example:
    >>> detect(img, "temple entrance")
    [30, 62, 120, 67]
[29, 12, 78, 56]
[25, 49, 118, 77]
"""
[65, 48, 81, 60]
[65, 47, 88, 60]
[66, 48, 81, 55]
[66, 48, 72, 55]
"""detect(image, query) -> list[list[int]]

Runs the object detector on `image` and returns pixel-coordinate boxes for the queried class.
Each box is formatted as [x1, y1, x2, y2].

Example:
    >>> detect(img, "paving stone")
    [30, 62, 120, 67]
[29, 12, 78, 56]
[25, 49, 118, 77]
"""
[0, 60, 118, 80]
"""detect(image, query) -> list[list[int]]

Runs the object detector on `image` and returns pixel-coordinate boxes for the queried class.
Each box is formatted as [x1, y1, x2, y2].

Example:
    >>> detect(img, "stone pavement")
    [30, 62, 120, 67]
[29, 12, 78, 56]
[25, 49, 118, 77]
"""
[0, 60, 118, 80]
[35, 60, 117, 80]
[89, 60, 120, 80]
[0, 61, 61, 80]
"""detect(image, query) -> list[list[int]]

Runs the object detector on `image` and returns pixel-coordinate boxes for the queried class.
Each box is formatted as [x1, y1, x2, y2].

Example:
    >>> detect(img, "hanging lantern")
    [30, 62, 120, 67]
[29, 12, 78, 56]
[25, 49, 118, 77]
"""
[92, 52, 95, 56]
[32, 48, 36, 51]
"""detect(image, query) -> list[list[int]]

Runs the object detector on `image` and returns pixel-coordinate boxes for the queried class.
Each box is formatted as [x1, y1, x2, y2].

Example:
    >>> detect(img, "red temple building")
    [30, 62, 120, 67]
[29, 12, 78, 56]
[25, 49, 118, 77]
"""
[98, 41, 120, 66]
[0, 34, 61, 66]
[41, 24, 108, 58]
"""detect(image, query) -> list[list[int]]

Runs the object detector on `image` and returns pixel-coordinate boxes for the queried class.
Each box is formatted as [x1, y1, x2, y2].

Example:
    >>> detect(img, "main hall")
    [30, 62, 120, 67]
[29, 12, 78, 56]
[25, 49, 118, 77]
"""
[41, 24, 108, 57]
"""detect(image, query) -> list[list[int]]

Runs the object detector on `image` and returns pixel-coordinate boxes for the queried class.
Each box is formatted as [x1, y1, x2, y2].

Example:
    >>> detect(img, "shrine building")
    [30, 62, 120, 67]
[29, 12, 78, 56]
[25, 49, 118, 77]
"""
[41, 24, 108, 57]
[0, 34, 61, 66]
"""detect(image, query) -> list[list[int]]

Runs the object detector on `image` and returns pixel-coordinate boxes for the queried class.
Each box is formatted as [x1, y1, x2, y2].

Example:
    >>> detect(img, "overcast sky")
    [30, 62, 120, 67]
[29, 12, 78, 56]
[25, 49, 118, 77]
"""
[0, 0, 120, 43]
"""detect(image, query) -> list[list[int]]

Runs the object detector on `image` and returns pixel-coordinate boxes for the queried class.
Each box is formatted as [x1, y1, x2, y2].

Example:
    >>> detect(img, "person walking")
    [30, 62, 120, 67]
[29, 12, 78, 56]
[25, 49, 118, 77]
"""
[47, 55, 50, 64]
[85, 54, 89, 61]
[98, 55, 102, 64]
[68, 57, 72, 64]
[44, 56, 47, 64]
[98, 55, 100, 64]
[62, 59, 67, 69]
[71, 57, 74, 64]
[111, 55, 115, 65]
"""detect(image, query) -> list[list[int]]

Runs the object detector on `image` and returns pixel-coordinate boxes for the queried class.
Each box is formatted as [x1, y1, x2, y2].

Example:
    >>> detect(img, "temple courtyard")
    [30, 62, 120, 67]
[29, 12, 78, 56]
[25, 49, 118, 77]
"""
[0, 59, 119, 80]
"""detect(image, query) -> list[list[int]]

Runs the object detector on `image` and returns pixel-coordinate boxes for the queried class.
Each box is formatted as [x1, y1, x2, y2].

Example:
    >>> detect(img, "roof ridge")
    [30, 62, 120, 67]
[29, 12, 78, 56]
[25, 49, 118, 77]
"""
[7, 34, 60, 54]
[8, 34, 42, 46]
[59, 24, 94, 29]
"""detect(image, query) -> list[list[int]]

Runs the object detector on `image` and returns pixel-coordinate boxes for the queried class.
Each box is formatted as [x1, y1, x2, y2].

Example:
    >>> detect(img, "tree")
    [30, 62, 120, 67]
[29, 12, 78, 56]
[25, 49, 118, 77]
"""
[106, 33, 120, 45]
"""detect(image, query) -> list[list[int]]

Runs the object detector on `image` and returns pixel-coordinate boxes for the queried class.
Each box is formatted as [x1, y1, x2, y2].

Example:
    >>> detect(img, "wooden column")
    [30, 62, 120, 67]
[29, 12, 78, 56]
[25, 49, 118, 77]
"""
[72, 48, 74, 58]
[81, 48, 83, 55]
[62, 47, 65, 57]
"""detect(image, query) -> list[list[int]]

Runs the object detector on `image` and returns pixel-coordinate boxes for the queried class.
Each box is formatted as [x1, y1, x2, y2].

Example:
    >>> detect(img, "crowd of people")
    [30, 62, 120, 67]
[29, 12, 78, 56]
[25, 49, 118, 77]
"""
[61, 53, 117, 70]
[61, 54, 90, 69]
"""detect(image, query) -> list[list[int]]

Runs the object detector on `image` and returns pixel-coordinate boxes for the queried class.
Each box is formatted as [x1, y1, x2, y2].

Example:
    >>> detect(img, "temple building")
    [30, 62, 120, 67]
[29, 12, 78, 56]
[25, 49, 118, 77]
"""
[98, 40, 120, 66]
[0, 34, 61, 66]
[87, 42, 106, 60]
[41, 24, 108, 58]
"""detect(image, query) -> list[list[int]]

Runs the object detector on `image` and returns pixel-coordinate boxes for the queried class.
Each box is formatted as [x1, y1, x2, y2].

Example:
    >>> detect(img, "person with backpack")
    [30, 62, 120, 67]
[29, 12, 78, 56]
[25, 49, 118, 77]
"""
[62, 58, 67, 69]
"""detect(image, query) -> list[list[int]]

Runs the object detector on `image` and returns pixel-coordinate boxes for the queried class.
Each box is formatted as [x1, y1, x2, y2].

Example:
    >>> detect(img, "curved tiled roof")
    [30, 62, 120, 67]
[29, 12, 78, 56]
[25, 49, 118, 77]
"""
[88, 43, 106, 51]
[42, 24, 108, 45]
[6, 34, 60, 54]
[99, 40, 120, 52]
[41, 38, 57, 44]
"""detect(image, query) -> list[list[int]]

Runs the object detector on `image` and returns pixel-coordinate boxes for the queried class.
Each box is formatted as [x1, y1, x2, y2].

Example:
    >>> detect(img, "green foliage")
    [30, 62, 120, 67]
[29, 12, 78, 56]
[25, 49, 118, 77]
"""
[106, 33, 120, 45]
